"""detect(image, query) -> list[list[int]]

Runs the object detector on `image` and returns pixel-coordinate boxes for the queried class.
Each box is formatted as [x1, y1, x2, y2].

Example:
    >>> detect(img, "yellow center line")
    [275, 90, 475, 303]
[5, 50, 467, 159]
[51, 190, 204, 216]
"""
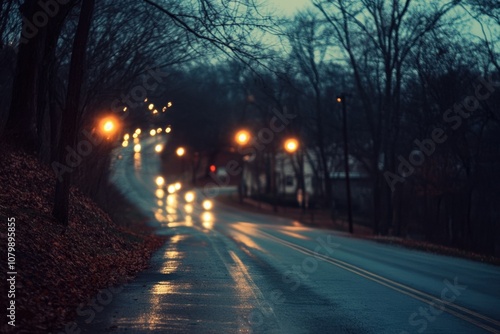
[258, 230, 500, 334]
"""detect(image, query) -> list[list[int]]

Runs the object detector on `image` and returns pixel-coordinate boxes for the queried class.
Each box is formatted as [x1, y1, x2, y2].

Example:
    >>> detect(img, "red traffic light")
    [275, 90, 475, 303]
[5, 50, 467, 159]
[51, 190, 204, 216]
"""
[209, 165, 216, 173]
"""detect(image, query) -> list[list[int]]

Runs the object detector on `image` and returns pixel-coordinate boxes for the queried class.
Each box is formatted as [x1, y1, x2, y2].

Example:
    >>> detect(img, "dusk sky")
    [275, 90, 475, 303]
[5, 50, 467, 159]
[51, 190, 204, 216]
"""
[266, 0, 311, 16]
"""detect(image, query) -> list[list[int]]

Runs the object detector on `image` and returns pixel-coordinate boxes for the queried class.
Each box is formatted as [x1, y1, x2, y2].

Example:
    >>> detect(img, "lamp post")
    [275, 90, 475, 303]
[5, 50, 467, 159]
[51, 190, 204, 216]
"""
[284, 137, 305, 212]
[337, 94, 354, 234]
[93, 114, 122, 204]
[234, 129, 252, 203]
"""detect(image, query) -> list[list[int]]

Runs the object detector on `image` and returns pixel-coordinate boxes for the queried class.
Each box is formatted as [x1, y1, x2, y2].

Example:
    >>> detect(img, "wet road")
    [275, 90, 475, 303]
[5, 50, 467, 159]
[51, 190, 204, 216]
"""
[76, 137, 500, 334]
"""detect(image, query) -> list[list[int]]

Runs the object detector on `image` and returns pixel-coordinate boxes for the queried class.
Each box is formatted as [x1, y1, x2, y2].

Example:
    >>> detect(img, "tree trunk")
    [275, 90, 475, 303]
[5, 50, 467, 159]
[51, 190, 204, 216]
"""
[53, 0, 96, 225]
[36, 5, 72, 157]
[48, 64, 61, 162]
[3, 1, 42, 152]
[3, 1, 74, 153]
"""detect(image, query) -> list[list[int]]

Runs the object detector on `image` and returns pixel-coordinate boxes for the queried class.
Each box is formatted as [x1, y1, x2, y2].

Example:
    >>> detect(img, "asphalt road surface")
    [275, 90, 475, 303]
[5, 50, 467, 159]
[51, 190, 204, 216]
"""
[74, 137, 500, 334]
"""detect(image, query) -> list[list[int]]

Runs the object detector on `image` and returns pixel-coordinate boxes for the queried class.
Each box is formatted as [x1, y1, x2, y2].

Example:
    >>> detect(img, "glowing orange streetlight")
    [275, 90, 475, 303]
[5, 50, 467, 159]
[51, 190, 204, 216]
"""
[103, 121, 114, 132]
[98, 115, 121, 139]
[284, 138, 299, 153]
[235, 129, 251, 146]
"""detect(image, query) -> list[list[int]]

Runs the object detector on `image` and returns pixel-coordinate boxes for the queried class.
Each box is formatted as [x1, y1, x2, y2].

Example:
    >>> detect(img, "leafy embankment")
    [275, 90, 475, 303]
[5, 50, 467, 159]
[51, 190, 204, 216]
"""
[0, 144, 165, 333]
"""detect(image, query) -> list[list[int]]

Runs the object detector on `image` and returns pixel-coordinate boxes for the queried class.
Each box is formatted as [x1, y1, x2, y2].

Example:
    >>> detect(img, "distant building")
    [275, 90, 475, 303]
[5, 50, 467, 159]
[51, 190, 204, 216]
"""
[241, 148, 372, 212]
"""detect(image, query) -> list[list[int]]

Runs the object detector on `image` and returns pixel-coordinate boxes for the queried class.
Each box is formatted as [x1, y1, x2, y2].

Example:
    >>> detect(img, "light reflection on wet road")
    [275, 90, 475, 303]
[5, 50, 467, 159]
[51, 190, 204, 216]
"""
[79, 137, 500, 334]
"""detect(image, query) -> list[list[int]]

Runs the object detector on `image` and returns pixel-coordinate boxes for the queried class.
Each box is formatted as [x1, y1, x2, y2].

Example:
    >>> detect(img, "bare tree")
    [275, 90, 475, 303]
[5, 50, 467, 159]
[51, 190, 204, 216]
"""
[312, 0, 461, 234]
[400, 26, 500, 252]
[462, 0, 500, 72]
[52, 0, 96, 225]
[143, 0, 279, 67]
[2, 1, 77, 152]
[285, 12, 340, 216]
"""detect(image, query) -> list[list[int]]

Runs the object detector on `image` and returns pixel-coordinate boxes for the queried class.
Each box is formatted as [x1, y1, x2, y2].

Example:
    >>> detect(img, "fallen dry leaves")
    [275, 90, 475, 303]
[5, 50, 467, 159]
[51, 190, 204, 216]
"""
[0, 144, 166, 333]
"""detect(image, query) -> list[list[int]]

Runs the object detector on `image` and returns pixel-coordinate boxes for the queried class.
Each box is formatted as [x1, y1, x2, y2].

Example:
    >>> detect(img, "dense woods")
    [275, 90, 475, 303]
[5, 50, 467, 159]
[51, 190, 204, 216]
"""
[0, 0, 498, 255]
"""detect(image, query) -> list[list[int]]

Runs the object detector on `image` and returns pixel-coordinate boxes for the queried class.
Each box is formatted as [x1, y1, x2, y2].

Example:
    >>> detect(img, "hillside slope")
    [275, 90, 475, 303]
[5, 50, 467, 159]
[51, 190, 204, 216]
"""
[0, 144, 165, 333]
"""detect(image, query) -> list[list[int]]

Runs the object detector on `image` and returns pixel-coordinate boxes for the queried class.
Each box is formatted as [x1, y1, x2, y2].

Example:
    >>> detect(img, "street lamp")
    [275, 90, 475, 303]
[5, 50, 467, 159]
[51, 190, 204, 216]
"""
[234, 129, 252, 203]
[235, 129, 251, 146]
[97, 115, 121, 139]
[103, 121, 114, 132]
[337, 93, 354, 234]
[284, 138, 299, 153]
[284, 137, 305, 211]
[176, 147, 185, 157]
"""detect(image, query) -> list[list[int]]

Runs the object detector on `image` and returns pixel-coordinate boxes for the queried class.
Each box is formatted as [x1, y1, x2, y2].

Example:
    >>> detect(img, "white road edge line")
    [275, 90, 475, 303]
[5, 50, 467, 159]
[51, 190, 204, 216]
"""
[258, 230, 500, 334]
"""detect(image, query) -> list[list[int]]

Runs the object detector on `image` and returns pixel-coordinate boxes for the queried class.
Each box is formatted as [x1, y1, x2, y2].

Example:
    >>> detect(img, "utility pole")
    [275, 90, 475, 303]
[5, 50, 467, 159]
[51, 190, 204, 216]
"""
[337, 94, 354, 234]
